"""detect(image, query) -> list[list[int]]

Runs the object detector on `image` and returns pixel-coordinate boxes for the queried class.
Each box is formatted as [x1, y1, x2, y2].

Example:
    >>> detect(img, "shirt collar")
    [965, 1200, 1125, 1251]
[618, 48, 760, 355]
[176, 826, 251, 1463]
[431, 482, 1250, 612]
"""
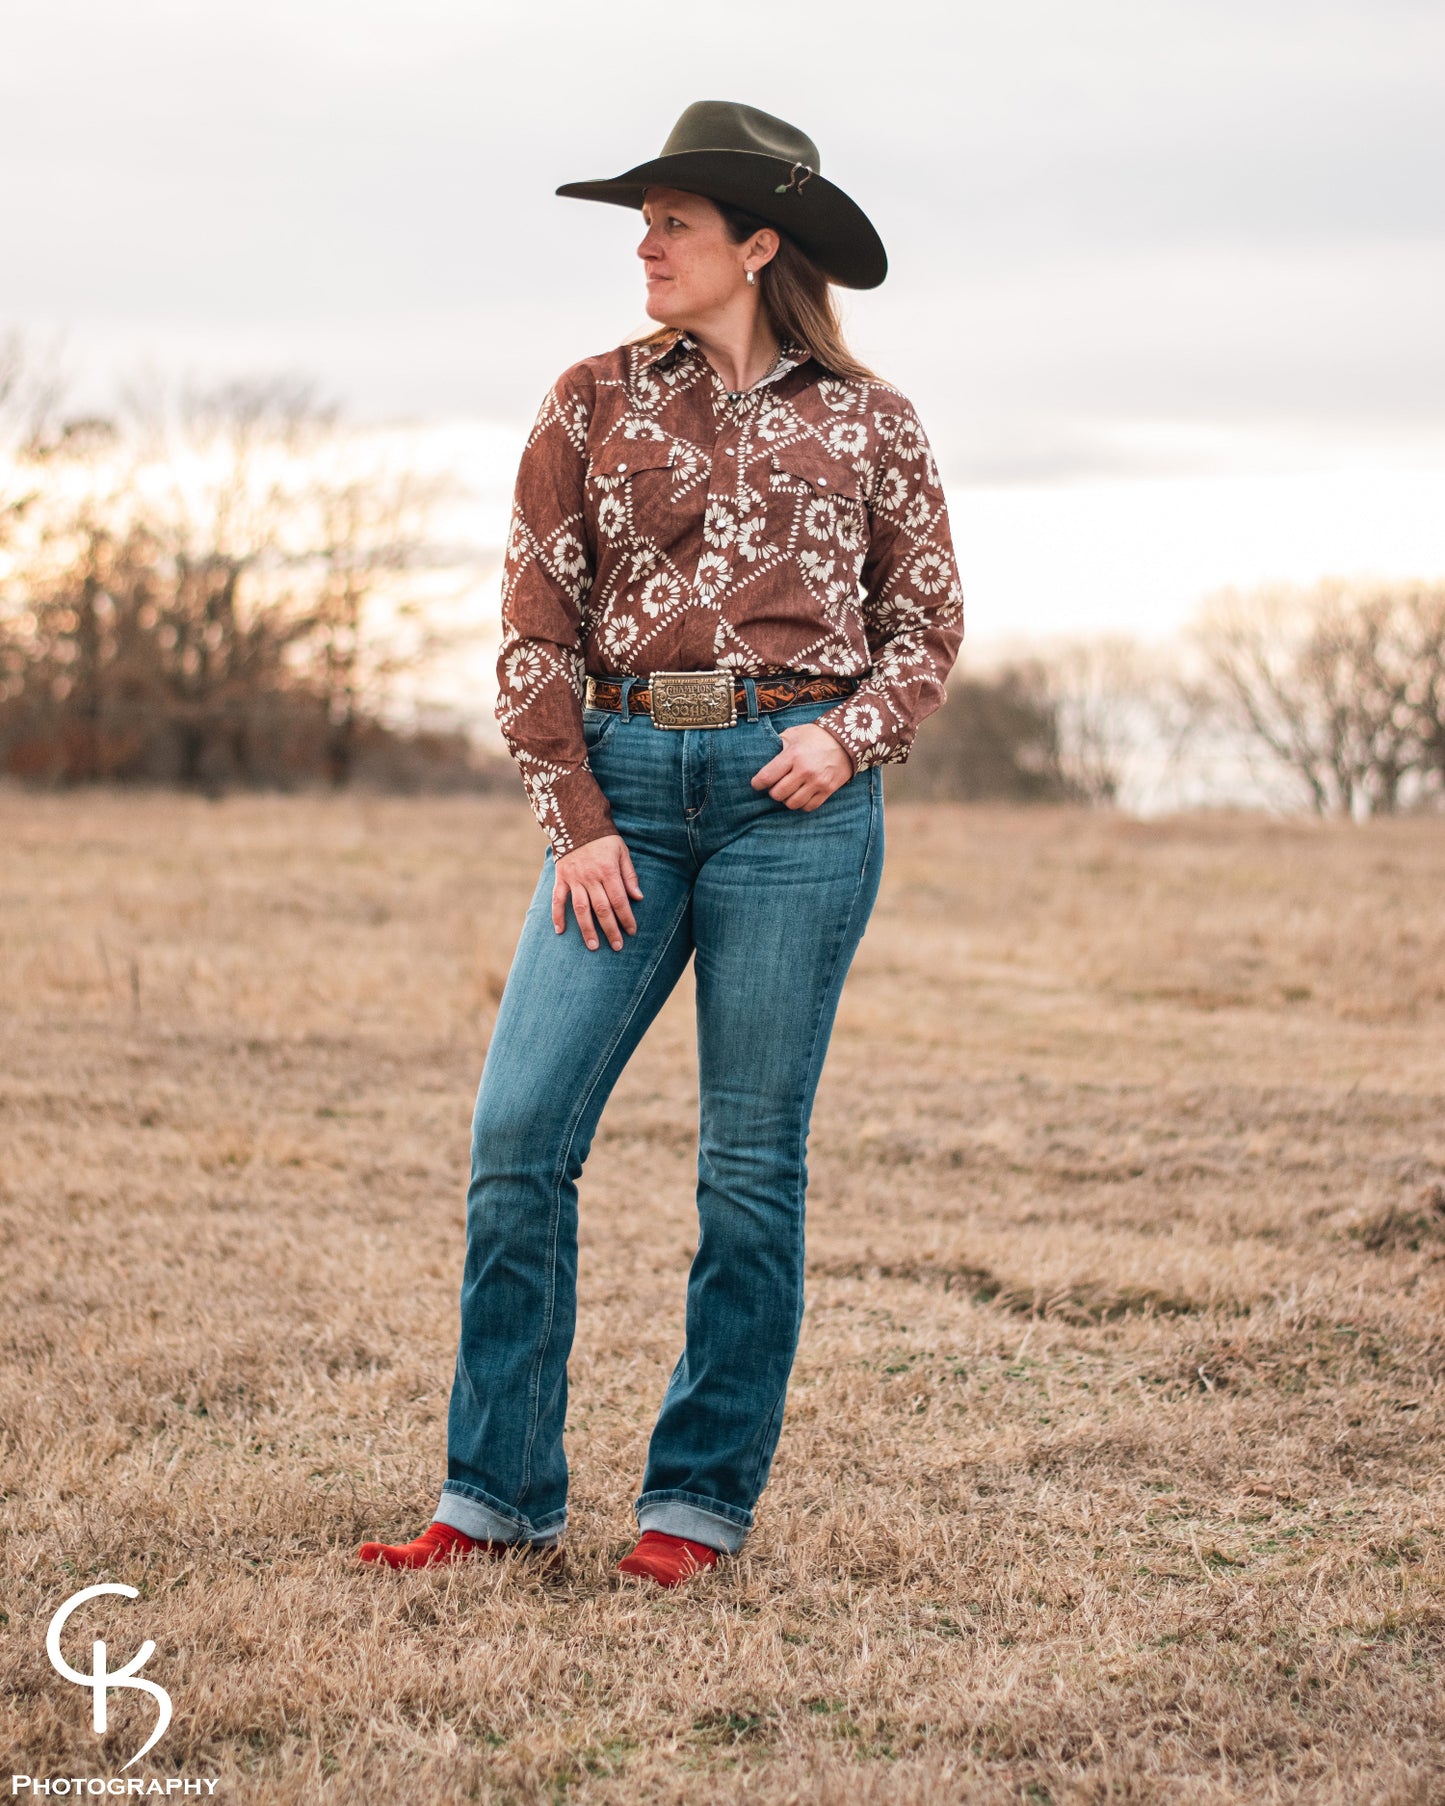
[639, 328, 812, 386]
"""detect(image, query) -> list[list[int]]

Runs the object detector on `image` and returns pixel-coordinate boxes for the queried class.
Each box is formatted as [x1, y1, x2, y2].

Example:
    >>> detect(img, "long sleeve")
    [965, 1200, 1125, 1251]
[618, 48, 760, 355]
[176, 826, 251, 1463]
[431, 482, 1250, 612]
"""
[813, 401, 965, 774]
[494, 368, 619, 857]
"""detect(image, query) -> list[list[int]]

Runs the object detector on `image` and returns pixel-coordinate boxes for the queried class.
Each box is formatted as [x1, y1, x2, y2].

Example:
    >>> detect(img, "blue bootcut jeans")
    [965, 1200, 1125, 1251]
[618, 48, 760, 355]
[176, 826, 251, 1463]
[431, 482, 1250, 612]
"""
[434, 678, 885, 1555]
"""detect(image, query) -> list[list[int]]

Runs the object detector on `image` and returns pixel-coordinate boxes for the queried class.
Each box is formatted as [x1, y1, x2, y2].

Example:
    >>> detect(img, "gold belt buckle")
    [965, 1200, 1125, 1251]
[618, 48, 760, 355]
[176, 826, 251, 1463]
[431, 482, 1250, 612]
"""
[647, 670, 738, 729]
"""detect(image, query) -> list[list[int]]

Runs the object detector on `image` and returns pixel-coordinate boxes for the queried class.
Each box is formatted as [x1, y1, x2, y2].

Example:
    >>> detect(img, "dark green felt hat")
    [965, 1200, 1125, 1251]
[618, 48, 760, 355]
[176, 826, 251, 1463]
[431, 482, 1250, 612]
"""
[555, 99, 888, 290]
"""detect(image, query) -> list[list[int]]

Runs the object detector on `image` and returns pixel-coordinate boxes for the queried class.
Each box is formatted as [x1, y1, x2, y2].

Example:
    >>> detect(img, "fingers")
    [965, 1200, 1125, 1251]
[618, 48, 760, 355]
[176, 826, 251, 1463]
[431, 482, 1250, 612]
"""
[600, 868, 638, 940]
[749, 751, 788, 791]
[578, 881, 617, 953]
[756, 741, 834, 811]
[563, 882, 595, 949]
[551, 840, 643, 951]
[561, 879, 622, 951]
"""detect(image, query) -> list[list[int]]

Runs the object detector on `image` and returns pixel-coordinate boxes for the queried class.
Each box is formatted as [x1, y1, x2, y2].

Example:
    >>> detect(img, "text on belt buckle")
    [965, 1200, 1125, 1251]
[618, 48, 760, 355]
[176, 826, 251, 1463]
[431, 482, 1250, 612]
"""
[647, 670, 737, 729]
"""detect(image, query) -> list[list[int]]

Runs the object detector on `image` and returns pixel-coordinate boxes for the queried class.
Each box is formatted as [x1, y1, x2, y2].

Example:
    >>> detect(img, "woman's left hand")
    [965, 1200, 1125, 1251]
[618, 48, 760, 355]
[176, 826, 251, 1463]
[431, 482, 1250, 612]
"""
[751, 722, 857, 810]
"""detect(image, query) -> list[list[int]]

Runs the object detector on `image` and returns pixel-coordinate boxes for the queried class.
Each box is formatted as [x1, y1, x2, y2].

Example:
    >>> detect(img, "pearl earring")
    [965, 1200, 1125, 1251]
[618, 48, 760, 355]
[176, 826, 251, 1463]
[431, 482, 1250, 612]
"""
[746, 269, 755, 285]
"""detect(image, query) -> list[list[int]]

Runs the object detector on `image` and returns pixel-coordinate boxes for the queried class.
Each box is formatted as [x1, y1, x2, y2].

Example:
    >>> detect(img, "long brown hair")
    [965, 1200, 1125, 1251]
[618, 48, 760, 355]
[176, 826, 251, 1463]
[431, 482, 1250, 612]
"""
[630, 197, 879, 383]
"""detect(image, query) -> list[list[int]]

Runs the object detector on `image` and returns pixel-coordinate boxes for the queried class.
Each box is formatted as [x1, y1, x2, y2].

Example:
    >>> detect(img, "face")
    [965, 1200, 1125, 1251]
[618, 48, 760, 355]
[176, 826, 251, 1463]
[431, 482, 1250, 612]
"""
[638, 186, 776, 326]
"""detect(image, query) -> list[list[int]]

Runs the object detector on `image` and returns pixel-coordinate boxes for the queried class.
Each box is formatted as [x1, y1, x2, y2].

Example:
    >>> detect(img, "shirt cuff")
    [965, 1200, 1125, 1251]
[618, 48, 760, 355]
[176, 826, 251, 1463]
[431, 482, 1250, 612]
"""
[518, 761, 618, 857]
[812, 688, 909, 773]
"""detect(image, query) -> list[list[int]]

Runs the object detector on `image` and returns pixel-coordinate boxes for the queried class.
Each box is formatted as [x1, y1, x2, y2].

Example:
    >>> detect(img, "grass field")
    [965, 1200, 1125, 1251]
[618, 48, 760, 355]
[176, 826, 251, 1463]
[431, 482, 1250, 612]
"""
[2, 789, 1443, 1804]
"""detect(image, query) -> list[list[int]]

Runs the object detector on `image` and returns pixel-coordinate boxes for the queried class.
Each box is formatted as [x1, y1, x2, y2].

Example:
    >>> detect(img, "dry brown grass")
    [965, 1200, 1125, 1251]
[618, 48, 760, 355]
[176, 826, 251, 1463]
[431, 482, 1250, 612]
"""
[2, 789, 1443, 1805]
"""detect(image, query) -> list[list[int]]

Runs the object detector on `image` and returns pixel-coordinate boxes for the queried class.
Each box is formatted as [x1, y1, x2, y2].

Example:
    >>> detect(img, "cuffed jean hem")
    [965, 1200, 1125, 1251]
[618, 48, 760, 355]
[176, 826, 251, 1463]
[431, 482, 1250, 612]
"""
[435, 1482, 565, 1547]
[635, 1490, 753, 1556]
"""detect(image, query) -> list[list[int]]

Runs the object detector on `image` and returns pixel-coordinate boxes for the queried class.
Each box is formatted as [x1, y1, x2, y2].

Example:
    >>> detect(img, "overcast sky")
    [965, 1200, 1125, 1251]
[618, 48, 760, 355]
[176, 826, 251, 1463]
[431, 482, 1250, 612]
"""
[6, 0, 1443, 483]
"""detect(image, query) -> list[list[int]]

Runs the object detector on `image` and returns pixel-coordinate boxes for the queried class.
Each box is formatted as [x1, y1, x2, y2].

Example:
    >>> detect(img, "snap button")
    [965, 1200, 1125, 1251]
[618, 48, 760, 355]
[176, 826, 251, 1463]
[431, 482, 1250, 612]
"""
[617, 461, 627, 471]
[818, 477, 828, 486]
[725, 447, 735, 457]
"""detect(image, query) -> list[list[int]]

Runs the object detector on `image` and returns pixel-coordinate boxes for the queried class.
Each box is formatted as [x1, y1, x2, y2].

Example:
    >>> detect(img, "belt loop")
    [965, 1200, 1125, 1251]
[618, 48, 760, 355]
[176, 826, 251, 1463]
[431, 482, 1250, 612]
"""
[618, 674, 639, 722]
[742, 676, 759, 722]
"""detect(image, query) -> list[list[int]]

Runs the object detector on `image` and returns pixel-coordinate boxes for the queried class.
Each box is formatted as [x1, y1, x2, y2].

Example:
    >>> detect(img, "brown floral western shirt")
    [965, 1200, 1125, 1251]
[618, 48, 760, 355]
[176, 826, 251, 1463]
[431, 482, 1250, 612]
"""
[495, 327, 965, 855]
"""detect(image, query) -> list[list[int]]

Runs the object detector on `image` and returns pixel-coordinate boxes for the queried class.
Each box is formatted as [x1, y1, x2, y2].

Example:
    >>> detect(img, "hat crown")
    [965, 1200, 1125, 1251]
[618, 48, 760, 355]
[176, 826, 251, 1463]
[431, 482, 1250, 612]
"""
[659, 100, 820, 174]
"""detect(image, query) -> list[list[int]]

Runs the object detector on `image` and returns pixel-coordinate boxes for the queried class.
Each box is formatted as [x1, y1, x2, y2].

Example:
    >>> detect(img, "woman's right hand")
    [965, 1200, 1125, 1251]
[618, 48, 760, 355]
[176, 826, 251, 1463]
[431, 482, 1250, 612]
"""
[553, 834, 644, 951]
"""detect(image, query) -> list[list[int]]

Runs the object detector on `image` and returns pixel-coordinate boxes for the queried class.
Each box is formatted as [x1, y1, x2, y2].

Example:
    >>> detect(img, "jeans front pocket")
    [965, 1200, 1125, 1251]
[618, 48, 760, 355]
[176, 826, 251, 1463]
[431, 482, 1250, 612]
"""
[760, 700, 830, 744]
[581, 705, 620, 753]
[760, 698, 858, 779]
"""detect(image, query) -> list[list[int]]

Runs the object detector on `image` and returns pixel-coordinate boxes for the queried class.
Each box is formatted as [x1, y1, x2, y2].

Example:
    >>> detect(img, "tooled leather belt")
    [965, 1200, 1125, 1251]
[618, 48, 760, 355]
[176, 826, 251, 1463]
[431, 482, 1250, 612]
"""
[583, 668, 861, 729]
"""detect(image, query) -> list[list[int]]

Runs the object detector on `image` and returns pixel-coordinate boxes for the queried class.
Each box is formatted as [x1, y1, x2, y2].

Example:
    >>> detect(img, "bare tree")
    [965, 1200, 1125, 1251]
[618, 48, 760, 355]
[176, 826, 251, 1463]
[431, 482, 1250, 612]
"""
[1, 368, 465, 789]
[883, 660, 1076, 804]
[0, 332, 62, 550]
[302, 458, 458, 786]
[1030, 635, 1205, 809]
[1193, 579, 1445, 818]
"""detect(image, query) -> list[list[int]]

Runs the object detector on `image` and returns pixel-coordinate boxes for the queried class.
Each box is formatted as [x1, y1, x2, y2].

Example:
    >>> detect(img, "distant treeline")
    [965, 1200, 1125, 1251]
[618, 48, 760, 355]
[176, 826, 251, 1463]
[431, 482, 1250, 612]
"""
[896, 578, 1445, 818]
[4, 339, 1442, 817]
[0, 495, 484, 792]
[0, 345, 494, 793]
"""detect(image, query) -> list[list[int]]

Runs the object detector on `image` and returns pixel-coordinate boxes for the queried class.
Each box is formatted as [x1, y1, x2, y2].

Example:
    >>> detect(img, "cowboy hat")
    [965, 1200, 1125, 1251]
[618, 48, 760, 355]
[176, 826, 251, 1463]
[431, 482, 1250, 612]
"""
[555, 99, 888, 290]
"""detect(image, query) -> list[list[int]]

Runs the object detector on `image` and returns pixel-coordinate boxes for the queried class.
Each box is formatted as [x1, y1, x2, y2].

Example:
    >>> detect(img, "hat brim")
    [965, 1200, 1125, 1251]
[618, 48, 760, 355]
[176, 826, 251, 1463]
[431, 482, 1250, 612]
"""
[555, 150, 887, 290]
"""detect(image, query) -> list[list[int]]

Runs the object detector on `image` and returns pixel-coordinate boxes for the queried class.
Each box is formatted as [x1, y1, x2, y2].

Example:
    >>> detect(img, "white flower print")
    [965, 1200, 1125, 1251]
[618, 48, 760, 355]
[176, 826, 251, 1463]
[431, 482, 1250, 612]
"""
[874, 592, 928, 632]
[703, 502, 736, 549]
[602, 613, 639, 661]
[909, 549, 951, 596]
[799, 548, 836, 586]
[892, 415, 926, 461]
[519, 767, 555, 812]
[802, 497, 837, 542]
[734, 516, 767, 562]
[550, 532, 588, 581]
[877, 466, 908, 512]
[836, 507, 865, 554]
[842, 700, 885, 743]
[903, 492, 934, 533]
[640, 571, 682, 618]
[754, 401, 795, 443]
[693, 552, 731, 600]
[503, 643, 543, 693]
[873, 640, 916, 681]
[814, 637, 861, 669]
[672, 442, 704, 485]
[597, 495, 625, 540]
[827, 420, 868, 457]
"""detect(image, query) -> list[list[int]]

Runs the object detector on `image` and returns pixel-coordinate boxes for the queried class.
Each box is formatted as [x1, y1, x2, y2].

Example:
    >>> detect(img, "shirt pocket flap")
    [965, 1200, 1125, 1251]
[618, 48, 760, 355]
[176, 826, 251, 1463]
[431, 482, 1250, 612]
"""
[599, 435, 676, 476]
[769, 441, 864, 499]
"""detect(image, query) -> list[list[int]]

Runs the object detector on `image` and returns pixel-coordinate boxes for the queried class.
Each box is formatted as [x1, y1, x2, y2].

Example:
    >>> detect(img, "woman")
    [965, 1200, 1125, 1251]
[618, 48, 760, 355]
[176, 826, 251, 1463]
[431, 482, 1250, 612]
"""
[359, 100, 964, 1587]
